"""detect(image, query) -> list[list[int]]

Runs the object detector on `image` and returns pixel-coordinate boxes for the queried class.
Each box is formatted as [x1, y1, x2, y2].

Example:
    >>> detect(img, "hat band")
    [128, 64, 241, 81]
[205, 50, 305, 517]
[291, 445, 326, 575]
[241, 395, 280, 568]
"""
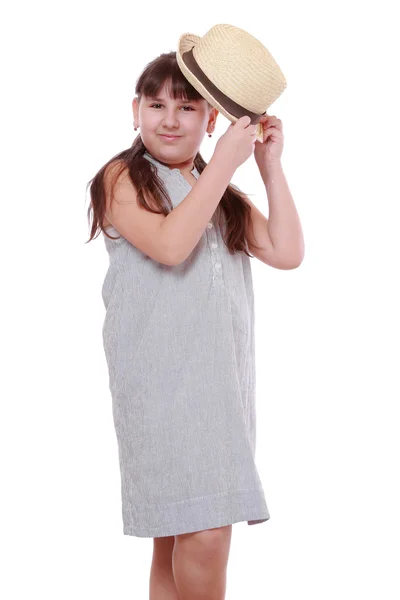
[182, 48, 265, 125]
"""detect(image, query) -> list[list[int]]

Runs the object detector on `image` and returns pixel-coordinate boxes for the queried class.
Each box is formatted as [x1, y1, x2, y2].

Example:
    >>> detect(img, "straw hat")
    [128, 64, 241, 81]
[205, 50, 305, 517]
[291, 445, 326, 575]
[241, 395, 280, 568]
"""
[176, 24, 287, 142]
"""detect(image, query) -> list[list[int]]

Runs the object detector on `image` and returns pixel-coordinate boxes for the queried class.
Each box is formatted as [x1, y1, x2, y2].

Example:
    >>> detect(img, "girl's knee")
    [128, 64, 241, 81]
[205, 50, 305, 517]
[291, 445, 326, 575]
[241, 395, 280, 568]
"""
[175, 525, 232, 560]
[152, 535, 175, 565]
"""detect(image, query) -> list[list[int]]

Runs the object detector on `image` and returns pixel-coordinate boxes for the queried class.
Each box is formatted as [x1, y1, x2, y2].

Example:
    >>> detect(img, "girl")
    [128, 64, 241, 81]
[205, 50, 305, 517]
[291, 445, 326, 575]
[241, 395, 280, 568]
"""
[86, 51, 303, 600]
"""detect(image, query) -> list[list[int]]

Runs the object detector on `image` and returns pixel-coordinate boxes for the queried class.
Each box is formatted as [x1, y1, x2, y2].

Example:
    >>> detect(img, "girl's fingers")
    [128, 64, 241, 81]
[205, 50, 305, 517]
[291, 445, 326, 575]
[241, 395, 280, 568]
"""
[263, 126, 281, 134]
[262, 123, 282, 133]
[261, 116, 281, 124]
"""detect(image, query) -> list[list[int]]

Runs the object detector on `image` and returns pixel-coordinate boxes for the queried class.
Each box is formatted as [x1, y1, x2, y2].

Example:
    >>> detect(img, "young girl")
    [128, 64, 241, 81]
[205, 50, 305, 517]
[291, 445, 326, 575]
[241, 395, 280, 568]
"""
[86, 50, 303, 600]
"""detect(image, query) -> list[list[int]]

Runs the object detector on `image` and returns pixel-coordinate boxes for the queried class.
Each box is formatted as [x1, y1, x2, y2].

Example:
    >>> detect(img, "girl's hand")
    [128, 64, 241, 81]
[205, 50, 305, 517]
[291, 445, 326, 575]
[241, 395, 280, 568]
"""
[213, 115, 258, 171]
[254, 113, 284, 166]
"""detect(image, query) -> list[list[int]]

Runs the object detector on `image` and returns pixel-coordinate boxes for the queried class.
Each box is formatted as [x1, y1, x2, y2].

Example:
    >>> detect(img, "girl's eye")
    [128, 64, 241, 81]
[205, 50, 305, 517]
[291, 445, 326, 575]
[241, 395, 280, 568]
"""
[150, 104, 194, 111]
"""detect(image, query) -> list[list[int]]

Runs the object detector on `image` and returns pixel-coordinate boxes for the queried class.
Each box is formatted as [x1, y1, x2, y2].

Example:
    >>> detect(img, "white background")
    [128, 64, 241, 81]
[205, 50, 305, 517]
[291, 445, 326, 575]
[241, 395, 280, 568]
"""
[1, 0, 399, 598]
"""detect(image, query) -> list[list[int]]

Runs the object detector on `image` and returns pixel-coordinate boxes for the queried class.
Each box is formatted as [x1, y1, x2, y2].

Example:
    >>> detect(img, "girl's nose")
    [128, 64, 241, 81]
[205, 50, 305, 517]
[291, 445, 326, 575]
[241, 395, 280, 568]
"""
[162, 111, 180, 127]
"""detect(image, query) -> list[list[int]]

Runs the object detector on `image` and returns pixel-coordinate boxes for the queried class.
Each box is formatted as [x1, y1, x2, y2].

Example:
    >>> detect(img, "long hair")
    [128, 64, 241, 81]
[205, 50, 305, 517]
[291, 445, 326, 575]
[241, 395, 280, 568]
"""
[85, 51, 263, 257]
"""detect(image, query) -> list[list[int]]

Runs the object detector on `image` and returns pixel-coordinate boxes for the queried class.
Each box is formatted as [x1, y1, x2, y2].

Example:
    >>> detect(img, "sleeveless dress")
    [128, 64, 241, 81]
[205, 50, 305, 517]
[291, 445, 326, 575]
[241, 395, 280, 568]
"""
[101, 150, 270, 538]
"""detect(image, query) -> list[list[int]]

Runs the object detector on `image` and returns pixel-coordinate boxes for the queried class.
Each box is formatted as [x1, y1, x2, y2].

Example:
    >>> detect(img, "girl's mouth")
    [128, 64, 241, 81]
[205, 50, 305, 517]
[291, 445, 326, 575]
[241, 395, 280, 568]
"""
[159, 135, 181, 141]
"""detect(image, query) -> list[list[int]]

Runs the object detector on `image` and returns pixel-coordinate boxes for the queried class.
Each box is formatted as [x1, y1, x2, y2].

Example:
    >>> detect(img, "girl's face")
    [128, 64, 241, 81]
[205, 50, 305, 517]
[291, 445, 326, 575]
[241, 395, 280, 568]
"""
[133, 81, 217, 171]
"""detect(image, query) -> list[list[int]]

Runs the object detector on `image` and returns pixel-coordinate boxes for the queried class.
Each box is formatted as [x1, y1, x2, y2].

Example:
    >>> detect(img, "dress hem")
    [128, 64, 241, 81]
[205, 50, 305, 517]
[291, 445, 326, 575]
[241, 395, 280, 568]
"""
[120, 487, 270, 538]
[123, 514, 270, 538]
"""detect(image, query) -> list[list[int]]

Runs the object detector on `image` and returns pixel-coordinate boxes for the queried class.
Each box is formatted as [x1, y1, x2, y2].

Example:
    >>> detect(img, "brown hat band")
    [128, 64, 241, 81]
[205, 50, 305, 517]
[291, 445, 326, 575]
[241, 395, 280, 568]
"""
[182, 47, 266, 125]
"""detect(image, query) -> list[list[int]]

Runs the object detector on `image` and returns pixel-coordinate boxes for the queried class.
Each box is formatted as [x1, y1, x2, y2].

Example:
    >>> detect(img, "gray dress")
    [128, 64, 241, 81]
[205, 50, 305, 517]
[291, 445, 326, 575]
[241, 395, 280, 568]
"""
[101, 150, 270, 538]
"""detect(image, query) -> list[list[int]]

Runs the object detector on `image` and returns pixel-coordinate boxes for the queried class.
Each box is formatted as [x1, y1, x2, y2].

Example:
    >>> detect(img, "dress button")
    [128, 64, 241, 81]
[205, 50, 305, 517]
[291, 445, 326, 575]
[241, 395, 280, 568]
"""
[211, 242, 218, 248]
[207, 222, 213, 228]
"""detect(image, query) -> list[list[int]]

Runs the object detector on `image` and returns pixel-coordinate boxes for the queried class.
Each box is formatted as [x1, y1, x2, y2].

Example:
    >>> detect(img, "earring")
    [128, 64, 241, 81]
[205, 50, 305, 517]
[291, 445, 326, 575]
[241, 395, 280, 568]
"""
[208, 133, 212, 137]
[133, 122, 139, 131]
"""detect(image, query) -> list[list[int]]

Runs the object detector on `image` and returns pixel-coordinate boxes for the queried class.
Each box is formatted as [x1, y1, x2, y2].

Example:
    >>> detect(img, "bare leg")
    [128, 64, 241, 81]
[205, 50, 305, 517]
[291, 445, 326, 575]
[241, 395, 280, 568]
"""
[172, 525, 232, 600]
[149, 535, 180, 600]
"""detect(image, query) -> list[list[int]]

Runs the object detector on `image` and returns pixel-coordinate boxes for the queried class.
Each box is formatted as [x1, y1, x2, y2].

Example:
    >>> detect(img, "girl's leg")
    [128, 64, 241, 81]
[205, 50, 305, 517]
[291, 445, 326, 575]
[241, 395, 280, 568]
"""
[149, 535, 180, 600]
[172, 525, 232, 600]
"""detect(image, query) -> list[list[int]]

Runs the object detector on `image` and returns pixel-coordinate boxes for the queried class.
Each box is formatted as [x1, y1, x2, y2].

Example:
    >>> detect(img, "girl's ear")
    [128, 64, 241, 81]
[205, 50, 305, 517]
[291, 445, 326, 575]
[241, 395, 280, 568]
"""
[132, 96, 139, 120]
[210, 108, 219, 127]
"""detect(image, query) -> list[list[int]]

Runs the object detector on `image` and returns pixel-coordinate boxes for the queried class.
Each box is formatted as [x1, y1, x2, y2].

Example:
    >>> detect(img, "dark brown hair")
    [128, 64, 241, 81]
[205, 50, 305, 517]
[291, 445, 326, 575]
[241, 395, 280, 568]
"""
[85, 51, 263, 257]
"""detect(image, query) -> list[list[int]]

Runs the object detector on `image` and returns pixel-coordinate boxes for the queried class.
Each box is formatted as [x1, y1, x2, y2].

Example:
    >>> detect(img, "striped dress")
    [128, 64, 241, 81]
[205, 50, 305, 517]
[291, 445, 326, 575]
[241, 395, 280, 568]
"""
[101, 150, 270, 537]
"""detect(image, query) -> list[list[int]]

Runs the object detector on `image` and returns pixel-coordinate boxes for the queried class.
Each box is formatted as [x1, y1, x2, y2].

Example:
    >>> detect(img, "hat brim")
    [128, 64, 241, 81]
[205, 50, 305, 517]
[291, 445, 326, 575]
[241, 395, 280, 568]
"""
[176, 32, 264, 142]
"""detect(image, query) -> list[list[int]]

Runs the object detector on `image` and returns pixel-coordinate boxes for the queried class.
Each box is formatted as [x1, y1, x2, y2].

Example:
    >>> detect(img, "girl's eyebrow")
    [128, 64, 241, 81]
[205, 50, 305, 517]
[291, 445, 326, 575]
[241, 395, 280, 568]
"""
[146, 96, 198, 103]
